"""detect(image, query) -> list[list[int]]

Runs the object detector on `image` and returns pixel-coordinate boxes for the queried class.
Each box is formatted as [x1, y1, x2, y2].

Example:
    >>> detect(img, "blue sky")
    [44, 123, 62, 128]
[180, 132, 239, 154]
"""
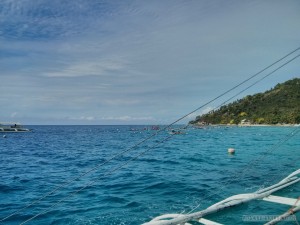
[1, 0, 300, 125]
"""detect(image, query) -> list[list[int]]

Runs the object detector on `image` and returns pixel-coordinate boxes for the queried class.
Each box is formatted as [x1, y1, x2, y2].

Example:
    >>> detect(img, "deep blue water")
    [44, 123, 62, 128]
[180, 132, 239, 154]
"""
[0, 125, 299, 225]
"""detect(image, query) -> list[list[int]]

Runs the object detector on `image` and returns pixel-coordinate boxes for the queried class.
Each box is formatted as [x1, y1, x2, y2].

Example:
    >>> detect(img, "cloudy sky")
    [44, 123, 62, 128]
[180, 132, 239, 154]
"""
[1, 0, 300, 125]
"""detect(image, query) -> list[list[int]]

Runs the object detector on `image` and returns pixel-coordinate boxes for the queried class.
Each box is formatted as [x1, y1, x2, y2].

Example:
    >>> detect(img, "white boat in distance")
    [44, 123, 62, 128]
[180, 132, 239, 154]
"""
[0, 122, 30, 132]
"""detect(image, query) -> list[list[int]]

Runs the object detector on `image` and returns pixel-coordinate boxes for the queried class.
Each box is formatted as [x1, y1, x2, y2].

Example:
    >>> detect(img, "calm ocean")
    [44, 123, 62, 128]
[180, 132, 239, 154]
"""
[0, 125, 299, 224]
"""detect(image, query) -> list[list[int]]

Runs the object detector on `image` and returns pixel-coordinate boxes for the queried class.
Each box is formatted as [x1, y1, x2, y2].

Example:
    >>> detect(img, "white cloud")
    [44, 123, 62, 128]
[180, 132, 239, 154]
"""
[201, 107, 214, 115]
[102, 99, 141, 106]
[10, 112, 18, 118]
[1, 0, 300, 124]
[68, 116, 95, 121]
[100, 116, 156, 122]
[43, 60, 126, 78]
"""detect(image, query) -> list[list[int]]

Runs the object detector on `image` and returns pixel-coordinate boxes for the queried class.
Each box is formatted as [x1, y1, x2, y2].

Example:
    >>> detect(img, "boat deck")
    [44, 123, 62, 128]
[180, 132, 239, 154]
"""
[0, 123, 30, 132]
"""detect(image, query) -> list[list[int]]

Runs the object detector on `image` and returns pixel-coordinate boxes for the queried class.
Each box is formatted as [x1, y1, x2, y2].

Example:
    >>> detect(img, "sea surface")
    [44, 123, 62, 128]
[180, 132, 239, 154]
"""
[0, 125, 299, 225]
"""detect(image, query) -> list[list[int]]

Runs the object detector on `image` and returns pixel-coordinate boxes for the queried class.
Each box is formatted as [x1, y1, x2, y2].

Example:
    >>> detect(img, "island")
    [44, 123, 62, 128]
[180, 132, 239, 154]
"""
[189, 78, 300, 126]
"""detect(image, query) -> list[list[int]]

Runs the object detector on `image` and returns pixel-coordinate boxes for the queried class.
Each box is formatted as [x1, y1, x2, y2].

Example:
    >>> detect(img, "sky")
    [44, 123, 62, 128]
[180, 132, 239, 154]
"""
[0, 0, 300, 125]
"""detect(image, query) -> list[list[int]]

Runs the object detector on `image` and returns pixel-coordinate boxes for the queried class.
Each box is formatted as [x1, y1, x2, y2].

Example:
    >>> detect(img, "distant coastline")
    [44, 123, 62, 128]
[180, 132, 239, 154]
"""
[194, 123, 300, 127]
[190, 78, 300, 126]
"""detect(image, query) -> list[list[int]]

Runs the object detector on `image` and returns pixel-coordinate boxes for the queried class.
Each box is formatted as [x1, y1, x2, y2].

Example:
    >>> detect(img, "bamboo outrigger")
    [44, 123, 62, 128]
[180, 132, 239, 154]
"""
[144, 169, 300, 225]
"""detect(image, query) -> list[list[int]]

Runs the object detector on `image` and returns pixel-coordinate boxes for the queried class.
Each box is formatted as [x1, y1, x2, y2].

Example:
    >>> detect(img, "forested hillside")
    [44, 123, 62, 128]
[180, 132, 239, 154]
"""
[190, 78, 300, 125]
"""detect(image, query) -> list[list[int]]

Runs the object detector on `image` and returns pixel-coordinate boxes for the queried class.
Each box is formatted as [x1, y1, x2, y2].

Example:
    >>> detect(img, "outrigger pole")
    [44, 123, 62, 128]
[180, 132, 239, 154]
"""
[143, 169, 300, 225]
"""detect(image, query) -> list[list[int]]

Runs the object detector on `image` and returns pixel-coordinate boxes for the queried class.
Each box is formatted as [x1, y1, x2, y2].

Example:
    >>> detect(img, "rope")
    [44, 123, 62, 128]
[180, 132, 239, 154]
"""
[289, 196, 300, 214]
[2, 46, 299, 224]
[264, 196, 300, 225]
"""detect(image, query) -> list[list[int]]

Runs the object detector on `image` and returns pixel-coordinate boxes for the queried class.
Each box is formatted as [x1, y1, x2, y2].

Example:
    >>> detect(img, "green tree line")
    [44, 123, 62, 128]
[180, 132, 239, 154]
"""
[190, 78, 300, 125]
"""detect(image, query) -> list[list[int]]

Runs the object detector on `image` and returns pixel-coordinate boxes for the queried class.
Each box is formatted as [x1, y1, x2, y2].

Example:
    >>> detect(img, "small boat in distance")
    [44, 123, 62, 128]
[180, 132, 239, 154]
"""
[0, 122, 31, 132]
[168, 129, 186, 135]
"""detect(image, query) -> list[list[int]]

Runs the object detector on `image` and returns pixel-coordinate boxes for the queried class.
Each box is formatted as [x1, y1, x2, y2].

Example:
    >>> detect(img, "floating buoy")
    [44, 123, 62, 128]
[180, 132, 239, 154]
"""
[228, 148, 235, 154]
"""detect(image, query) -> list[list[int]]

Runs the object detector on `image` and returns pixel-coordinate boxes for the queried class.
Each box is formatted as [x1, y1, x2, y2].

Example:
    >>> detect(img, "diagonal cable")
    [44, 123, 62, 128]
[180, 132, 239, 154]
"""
[2, 47, 299, 223]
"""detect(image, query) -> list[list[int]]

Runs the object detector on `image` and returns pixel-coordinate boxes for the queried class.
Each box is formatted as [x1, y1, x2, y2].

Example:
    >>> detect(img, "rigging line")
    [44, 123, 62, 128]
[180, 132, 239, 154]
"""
[180, 53, 300, 148]
[248, 147, 300, 192]
[223, 128, 300, 190]
[20, 133, 178, 225]
[162, 47, 300, 127]
[179, 159, 300, 217]
[263, 153, 300, 188]
[177, 126, 300, 215]
[188, 127, 300, 213]
[173, 53, 300, 161]
[20, 124, 191, 224]
[19, 51, 300, 224]
[212, 53, 300, 113]
[178, 54, 300, 206]
[185, 53, 300, 127]
[184, 126, 300, 215]
[181, 133, 300, 217]
[245, 145, 300, 192]
[20, 62, 300, 224]
[172, 54, 300, 204]
[2, 47, 299, 223]
[0, 135, 162, 222]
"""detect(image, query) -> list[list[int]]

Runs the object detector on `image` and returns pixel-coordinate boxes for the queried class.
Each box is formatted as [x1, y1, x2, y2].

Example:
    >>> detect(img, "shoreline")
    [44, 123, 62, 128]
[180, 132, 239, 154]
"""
[196, 124, 300, 127]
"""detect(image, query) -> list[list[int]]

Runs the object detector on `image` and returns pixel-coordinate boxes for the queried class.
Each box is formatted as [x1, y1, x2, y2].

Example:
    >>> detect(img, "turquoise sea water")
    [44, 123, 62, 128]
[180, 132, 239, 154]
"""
[0, 125, 299, 225]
